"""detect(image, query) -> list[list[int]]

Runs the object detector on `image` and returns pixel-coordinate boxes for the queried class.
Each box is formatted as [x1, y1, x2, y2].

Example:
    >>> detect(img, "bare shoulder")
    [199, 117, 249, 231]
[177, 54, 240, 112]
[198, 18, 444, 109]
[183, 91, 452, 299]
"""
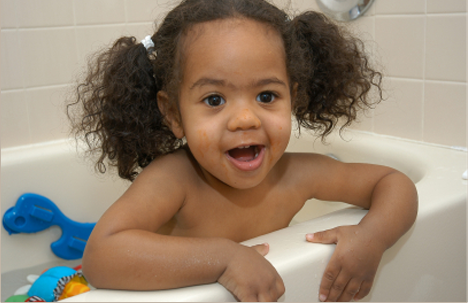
[138, 146, 199, 185]
[279, 152, 334, 177]
[93, 147, 199, 236]
[280, 151, 399, 206]
[275, 152, 333, 199]
[126, 146, 202, 209]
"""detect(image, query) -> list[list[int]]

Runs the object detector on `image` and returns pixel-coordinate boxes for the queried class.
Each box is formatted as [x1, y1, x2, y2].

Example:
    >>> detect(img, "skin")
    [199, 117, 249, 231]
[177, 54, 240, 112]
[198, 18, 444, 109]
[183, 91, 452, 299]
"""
[82, 18, 418, 302]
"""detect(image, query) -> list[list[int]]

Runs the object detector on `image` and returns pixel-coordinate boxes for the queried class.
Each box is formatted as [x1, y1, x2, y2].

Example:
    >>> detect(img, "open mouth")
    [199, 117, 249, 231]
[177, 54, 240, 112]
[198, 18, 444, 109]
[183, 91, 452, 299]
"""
[227, 145, 261, 162]
[226, 145, 265, 172]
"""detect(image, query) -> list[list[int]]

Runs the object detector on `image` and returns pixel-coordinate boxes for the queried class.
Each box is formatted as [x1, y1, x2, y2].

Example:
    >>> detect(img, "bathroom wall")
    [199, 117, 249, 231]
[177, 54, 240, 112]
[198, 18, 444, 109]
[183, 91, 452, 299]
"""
[1, 0, 466, 149]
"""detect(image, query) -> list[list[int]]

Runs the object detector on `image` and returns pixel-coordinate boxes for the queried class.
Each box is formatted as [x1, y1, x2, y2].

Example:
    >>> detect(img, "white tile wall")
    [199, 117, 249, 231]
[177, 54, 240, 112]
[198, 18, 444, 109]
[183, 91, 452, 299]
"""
[17, 0, 74, 28]
[423, 81, 467, 146]
[74, 0, 126, 25]
[25, 86, 70, 144]
[1, 30, 23, 90]
[1, 0, 466, 148]
[375, 16, 426, 79]
[1, 90, 30, 146]
[348, 0, 466, 147]
[425, 15, 466, 82]
[374, 78, 424, 141]
[375, 0, 425, 15]
[20, 28, 79, 88]
[427, 0, 466, 13]
[0, 0, 19, 29]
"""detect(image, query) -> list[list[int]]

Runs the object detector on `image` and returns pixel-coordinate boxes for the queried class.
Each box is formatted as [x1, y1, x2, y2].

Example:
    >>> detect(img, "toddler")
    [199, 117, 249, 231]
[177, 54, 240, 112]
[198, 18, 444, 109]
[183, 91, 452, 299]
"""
[68, 0, 418, 301]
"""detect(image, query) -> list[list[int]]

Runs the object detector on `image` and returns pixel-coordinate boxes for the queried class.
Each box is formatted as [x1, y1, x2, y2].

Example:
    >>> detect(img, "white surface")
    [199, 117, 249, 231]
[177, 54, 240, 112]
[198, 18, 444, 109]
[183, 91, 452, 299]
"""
[2, 131, 466, 301]
[1, 140, 130, 273]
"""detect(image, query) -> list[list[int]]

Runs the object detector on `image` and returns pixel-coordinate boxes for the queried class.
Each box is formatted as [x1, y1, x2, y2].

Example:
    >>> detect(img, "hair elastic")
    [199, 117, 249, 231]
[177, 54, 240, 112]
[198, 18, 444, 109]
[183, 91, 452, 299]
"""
[141, 35, 154, 50]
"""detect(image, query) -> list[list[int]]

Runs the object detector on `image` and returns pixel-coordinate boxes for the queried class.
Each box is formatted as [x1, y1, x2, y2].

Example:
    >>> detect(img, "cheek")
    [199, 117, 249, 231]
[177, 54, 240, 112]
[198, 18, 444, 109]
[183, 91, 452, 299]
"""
[185, 123, 220, 163]
[271, 127, 290, 155]
[268, 114, 292, 162]
[195, 129, 211, 156]
[273, 112, 292, 145]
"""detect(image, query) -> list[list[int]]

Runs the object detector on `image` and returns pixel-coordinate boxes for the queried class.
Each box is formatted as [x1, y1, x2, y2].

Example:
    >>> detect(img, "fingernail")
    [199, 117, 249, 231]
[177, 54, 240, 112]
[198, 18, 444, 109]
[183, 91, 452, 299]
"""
[319, 294, 327, 301]
[306, 233, 314, 241]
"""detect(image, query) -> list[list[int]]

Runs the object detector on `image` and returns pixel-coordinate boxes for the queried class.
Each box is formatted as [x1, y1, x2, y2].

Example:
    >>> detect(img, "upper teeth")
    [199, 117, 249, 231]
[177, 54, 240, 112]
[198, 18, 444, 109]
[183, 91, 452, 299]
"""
[238, 145, 250, 149]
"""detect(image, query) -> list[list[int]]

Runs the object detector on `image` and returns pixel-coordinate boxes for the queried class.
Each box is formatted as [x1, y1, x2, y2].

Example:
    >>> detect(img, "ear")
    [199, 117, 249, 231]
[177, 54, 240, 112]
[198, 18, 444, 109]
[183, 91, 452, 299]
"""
[157, 91, 185, 139]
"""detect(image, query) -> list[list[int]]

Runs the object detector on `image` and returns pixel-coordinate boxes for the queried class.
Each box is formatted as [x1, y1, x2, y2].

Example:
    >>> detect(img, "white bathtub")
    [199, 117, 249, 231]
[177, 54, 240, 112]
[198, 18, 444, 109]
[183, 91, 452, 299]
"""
[1, 131, 466, 302]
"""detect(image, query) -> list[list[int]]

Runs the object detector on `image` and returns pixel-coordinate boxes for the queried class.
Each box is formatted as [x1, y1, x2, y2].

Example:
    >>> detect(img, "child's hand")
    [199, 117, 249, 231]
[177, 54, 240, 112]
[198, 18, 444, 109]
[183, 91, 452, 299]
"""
[218, 243, 285, 302]
[306, 225, 386, 302]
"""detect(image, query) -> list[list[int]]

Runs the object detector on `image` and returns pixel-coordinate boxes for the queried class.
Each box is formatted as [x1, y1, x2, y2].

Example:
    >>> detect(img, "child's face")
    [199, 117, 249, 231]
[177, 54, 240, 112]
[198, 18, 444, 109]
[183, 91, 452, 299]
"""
[174, 18, 292, 189]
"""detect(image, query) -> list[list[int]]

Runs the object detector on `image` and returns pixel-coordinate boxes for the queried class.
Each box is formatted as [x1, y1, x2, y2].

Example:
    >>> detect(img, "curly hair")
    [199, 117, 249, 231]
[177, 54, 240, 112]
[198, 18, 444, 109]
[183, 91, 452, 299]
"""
[67, 0, 382, 181]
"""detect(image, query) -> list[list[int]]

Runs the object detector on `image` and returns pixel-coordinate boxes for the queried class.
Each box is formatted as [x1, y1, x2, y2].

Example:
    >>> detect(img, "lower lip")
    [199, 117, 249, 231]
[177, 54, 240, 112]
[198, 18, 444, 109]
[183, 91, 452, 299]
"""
[225, 146, 265, 172]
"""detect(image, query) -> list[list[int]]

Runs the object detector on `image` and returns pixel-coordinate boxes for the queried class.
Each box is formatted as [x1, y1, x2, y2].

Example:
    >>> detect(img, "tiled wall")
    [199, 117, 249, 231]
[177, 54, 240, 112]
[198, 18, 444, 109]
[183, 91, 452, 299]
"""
[1, 0, 466, 149]
[347, 0, 467, 148]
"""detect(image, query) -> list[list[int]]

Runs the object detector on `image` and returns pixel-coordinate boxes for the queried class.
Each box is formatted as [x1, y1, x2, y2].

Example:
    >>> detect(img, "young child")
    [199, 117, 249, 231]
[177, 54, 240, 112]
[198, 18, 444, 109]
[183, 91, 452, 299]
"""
[68, 0, 418, 301]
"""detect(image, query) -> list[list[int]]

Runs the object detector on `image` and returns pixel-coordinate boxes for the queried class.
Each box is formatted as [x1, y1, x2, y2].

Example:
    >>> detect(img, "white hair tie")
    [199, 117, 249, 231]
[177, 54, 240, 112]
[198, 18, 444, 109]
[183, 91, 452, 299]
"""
[141, 35, 154, 50]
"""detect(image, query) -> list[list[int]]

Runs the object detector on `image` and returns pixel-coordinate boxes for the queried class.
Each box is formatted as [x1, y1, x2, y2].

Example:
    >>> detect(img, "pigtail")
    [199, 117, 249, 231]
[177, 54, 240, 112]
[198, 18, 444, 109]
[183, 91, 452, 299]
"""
[68, 36, 180, 181]
[289, 11, 383, 138]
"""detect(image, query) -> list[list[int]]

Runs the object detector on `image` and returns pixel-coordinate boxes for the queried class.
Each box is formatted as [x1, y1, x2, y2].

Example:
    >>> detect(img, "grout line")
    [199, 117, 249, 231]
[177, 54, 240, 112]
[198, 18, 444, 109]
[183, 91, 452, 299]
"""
[385, 76, 466, 85]
[421, 0, 427, 143]
[424, 79, 468, 85]
[124, 0, 129, 25]
[2, 84, 72, 94]
[24, 88, 33, 146]
[24, 84, 70, 92]
[375, 12, 466, 18]
[0, 22, 153, 32]
[386, 77, 424, 83]
[72, 0, 81, 67]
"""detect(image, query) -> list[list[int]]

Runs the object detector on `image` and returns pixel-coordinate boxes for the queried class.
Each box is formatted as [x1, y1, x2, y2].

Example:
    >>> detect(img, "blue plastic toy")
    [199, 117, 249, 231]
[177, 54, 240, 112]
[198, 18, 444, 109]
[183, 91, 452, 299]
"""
[3, 193, 96, 260]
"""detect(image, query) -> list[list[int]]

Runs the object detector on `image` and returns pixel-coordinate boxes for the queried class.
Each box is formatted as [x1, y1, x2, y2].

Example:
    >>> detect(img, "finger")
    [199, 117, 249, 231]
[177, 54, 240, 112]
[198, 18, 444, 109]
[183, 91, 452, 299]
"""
[276, 277, 286, 298]
[354, 280, 373, 301]
[318, 263, 342, 302]
[259, 269, 285, 302]
[257, 283, 283, 302]
[306, 229, 338, 244]
[336, 278, 361, 302]
[324, 274, 350, 302]
[258, 292, 274, 302]
[251, 243, 270, 256]
[240, 294, 258, 302]
[270, 276, 285, 301]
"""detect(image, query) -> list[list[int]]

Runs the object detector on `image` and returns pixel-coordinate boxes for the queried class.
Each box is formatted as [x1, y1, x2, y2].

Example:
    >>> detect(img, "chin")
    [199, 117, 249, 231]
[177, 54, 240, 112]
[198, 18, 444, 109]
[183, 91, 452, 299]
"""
[220, 172, 268, 190]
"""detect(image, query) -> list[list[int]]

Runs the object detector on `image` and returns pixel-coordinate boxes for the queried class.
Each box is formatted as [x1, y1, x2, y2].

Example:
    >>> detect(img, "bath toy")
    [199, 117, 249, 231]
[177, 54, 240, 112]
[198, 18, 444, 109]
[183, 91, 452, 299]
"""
[7, 266, 90, 302]
[7, 265, 87, 302]
[5, 294, 30, 302]
[27, 266, 90, 302]
[2, 193, 96, 259]
[26, 297, 46, 302]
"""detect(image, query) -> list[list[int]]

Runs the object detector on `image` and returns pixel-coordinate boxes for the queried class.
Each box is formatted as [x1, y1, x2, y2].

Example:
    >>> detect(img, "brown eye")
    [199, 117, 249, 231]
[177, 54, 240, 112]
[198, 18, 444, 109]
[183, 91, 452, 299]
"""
[256, 92, 275, 103]
[203, 95, 225, 107]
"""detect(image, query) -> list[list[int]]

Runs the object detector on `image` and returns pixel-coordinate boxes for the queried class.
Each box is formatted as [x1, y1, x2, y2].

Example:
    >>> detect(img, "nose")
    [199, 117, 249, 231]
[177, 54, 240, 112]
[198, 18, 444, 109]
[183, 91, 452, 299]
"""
[227, 107, 261, 132]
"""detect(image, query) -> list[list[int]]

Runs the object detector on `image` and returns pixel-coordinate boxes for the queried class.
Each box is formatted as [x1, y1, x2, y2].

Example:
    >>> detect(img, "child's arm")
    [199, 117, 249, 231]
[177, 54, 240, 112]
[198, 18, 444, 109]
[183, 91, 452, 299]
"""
[300, 154, 418, 302]
[82, 155, 284, 301]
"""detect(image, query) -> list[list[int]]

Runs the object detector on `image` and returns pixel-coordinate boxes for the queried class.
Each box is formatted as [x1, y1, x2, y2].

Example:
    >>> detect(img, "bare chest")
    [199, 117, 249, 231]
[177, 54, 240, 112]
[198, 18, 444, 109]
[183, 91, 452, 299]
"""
[160, 183, 306, 242]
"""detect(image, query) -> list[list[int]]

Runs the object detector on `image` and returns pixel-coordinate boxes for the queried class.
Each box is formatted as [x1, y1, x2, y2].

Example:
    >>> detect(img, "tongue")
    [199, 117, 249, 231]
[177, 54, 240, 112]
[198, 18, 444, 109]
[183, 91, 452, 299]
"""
[229, 147, 256, 162]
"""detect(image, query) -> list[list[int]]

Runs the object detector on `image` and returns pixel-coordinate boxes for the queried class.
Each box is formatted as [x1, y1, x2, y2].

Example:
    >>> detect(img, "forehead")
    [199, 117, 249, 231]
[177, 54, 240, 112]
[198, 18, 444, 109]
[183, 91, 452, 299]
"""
[179, 18, 288, 85]
[183, 17, 284, 49]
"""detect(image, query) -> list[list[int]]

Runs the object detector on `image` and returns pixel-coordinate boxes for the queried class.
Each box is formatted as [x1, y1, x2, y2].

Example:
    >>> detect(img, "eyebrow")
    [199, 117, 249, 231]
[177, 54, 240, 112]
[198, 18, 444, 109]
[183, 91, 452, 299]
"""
[189, 77, 287, 90]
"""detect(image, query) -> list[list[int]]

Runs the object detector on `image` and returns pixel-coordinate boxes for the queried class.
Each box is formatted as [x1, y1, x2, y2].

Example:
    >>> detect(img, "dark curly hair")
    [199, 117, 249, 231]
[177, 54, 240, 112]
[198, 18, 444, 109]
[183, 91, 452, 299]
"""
[67, 0, 382, 181]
